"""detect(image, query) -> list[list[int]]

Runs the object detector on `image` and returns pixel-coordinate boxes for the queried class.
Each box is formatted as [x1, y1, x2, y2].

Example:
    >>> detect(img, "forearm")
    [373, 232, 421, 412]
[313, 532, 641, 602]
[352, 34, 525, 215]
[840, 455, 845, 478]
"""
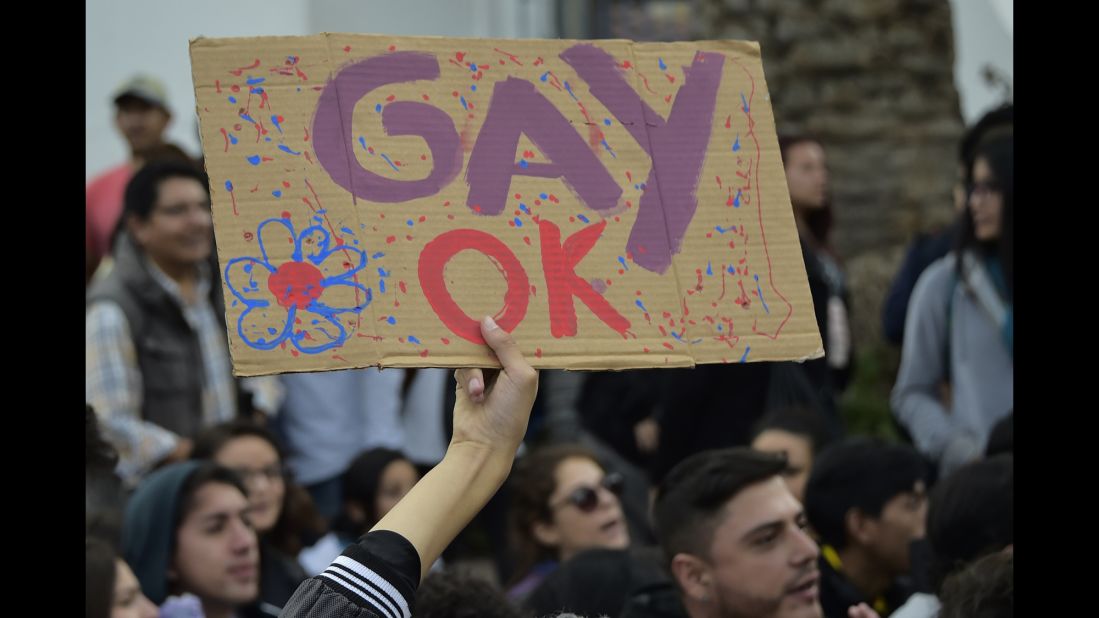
[370, 442, 515, 580]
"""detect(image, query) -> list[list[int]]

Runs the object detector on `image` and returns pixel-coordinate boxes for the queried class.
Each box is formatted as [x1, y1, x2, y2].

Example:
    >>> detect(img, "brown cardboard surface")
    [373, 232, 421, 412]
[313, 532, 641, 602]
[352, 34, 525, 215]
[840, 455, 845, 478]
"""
[190, 34, 822, 375]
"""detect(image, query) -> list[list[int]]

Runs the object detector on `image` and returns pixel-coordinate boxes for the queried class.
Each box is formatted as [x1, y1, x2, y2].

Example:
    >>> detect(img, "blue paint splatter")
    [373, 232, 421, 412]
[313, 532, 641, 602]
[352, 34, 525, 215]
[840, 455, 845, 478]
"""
[604, 118, 612, 126]
[246, 76, 265, 85]
[228, 96, 237, 104]
[618, 256, 629, 271]
[251, 87, 264, 94]
[386, 316, 396, 325]
[375, 103, 382, 113]
[740, 93, 749, 112]
[265, 137, 272, 142]
[378, 267, 390, 277]
[228, 133, 238, 145]
[240, 113, 256, 124]
[600, 139, 617, 158]
[247, 155, 261, 166]
[563, 81, 578, 101]
[470, 63, 478, 71]
[706, 261, 713, 276]
[406, 219, 415, 227]
[232, 299, 238, 307]
[271, 115, 284, 133]
[717, 323, 723, 331]
[380, 154, 399, 172]
[268, 327, 278, 335]
[341, 227, 355, 235]
[733, 189, 742, 207]
[635, 299, 649, 313]
[278, 145, 301, 155]
[540, 193, 548, 199]
[671, 331, 684, 342]
[460, 96, 468, 110]
[658, 57, 667, 70]
[372, 252, 385, 259]
[225, 180, 234, 192]
[739, 346, 751, 363]
[727, 265, 736, 274]
[754, 274, 770, 314]
[715, 225, 737, 234]
[513, 217, 523, 227]
[540, 71, 550, 82]
[471, 84, 477, 92]
[379, 279, 387, 294]
[732, 136, 741, 151]
[242, 262, 251, 272]
[409, 335, 421, 344]
[577, 214, 590, 223]
[519, 159, 529, 169]
[272, 190, 282, 198]
[519, 203, 530, 214]
[359, 136, 371, 152]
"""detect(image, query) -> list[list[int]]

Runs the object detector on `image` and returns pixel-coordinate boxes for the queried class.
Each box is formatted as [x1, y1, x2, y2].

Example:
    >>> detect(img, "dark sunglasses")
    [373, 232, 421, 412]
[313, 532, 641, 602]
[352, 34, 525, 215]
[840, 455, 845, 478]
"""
[551, 471, 625, 513]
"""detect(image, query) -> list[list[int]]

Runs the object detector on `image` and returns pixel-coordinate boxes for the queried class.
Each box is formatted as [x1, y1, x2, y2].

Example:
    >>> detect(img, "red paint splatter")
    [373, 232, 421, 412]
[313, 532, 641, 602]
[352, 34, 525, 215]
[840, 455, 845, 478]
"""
[386, 235, 397, 244]
[455, 51, 465, 62]
[243, 231, 254, 241]
[388, 44, 397, 51]
[399, 281, 408, 293]
[422, 94, 430, 101]
[281, 211, 291, 219]
[290, 349, 299, 357]
[420, 349, 430, 358]
[535, 348, 543, 358]
[282, 181, 291, 188]
[386, 94, 396, 102]
[441, 337, 451, 345]
[229, 59, 260, 76]
[725, 115, 732, 129]
[523, 236, 531, 245]
[662, 342, 675, 350]
[421, 154, 427, 160]
[215, 80, 222, 93]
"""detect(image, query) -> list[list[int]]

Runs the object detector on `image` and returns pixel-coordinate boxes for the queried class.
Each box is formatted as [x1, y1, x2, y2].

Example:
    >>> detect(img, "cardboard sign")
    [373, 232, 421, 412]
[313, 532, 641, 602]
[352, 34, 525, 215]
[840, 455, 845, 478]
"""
[190, 34, 822, 375]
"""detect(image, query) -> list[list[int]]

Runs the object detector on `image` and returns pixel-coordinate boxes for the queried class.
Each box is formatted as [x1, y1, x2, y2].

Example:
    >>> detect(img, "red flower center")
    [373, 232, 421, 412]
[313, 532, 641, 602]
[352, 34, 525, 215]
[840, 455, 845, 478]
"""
[269, 261, 324, 310]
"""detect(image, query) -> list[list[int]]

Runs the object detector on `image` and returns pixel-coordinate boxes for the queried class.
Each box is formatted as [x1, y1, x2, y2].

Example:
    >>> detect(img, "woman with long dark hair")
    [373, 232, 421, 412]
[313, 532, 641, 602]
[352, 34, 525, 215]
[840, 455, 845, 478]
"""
[892, 130, 1013, 477]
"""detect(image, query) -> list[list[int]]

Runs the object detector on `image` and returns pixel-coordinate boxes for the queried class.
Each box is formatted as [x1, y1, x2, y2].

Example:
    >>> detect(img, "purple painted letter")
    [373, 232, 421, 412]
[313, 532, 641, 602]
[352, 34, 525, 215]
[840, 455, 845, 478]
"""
[313, 52, 463, 202]
[561, 44, 724, 274]
[465, 77, 622, 216]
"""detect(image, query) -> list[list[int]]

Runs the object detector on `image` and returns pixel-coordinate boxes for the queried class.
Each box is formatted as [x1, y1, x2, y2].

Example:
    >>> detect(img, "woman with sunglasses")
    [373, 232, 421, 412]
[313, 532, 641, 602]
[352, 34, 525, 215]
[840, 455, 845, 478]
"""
[506, 444, 631, 600]
[892, 129, 1013, 479]
[192, 421, 325, 615]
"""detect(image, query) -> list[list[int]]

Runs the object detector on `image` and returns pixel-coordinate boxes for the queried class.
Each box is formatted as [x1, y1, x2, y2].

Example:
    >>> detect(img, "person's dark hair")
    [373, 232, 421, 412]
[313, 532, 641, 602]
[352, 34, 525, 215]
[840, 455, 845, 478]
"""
[414, 569, 525, 618]
[985, 413, 1013, 457]
[507, 444, 605, 584]
[653, 448, 788, 567]
[123, 159, 209, 222]
[86, 536, 118, 618]
[86, 405, 125, 547]
[938, 552, 1013, 618]
[525, 547, 669, 618]
[750, 406, 833, 459]
[777, 133, 834, 251]
[958, 104, 1013, 175]
[331, 447, 414, 538]
[176, 463, 249, 526]
[927, 454, 1013, 591]
[192, 420, 325, 556]
[803, 438, 928, 551]
[955, 129, 1013, 301]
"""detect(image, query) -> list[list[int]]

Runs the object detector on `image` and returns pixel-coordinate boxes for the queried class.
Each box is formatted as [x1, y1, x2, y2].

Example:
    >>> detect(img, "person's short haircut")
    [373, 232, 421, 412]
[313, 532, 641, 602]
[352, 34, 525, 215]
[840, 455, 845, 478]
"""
[175, 462, 249, 532]
[123, 159, 209, 222]
[937, 552, 1013, 618]
[414, 569, 524, 618]
[927, 454, 1013, 591]
[803, 438, 928, 550]
[750, 406, 833, 458]
[653, 447, 788, 566]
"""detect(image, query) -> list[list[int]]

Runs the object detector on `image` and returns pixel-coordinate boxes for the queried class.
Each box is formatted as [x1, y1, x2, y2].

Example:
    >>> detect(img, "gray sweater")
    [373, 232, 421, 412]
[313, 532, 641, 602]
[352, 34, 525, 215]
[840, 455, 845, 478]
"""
[891, 254, 1013, 476]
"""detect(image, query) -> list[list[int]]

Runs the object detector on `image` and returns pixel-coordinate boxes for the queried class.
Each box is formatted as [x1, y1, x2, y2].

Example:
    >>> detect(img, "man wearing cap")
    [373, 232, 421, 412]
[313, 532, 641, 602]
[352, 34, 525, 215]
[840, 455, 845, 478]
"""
[86, 75, 175, 285]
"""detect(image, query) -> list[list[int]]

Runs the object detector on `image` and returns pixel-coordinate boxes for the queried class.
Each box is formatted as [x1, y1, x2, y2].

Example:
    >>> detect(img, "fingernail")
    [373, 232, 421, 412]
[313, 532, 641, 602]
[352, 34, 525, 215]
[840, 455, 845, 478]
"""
[469, 377, 481, 393]
[483, 315, 499, 331]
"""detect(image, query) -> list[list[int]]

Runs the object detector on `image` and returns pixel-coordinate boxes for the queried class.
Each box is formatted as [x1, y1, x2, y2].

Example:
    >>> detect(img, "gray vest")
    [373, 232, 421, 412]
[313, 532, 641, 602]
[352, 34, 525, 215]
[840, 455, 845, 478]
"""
[87, 234, 232, 439]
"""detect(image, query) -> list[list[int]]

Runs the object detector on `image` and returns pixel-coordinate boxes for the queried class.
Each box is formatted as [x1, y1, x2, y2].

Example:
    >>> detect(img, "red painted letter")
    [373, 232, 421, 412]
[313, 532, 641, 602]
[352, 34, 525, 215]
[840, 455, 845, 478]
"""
[538, 219, 630, 338]
[418, 229, 530, 344]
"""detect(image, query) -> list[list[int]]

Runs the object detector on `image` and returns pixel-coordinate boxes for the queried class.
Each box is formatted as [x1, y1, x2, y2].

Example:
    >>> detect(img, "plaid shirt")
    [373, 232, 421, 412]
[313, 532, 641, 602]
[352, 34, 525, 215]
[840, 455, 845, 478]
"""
[86, 260, 238, 484]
